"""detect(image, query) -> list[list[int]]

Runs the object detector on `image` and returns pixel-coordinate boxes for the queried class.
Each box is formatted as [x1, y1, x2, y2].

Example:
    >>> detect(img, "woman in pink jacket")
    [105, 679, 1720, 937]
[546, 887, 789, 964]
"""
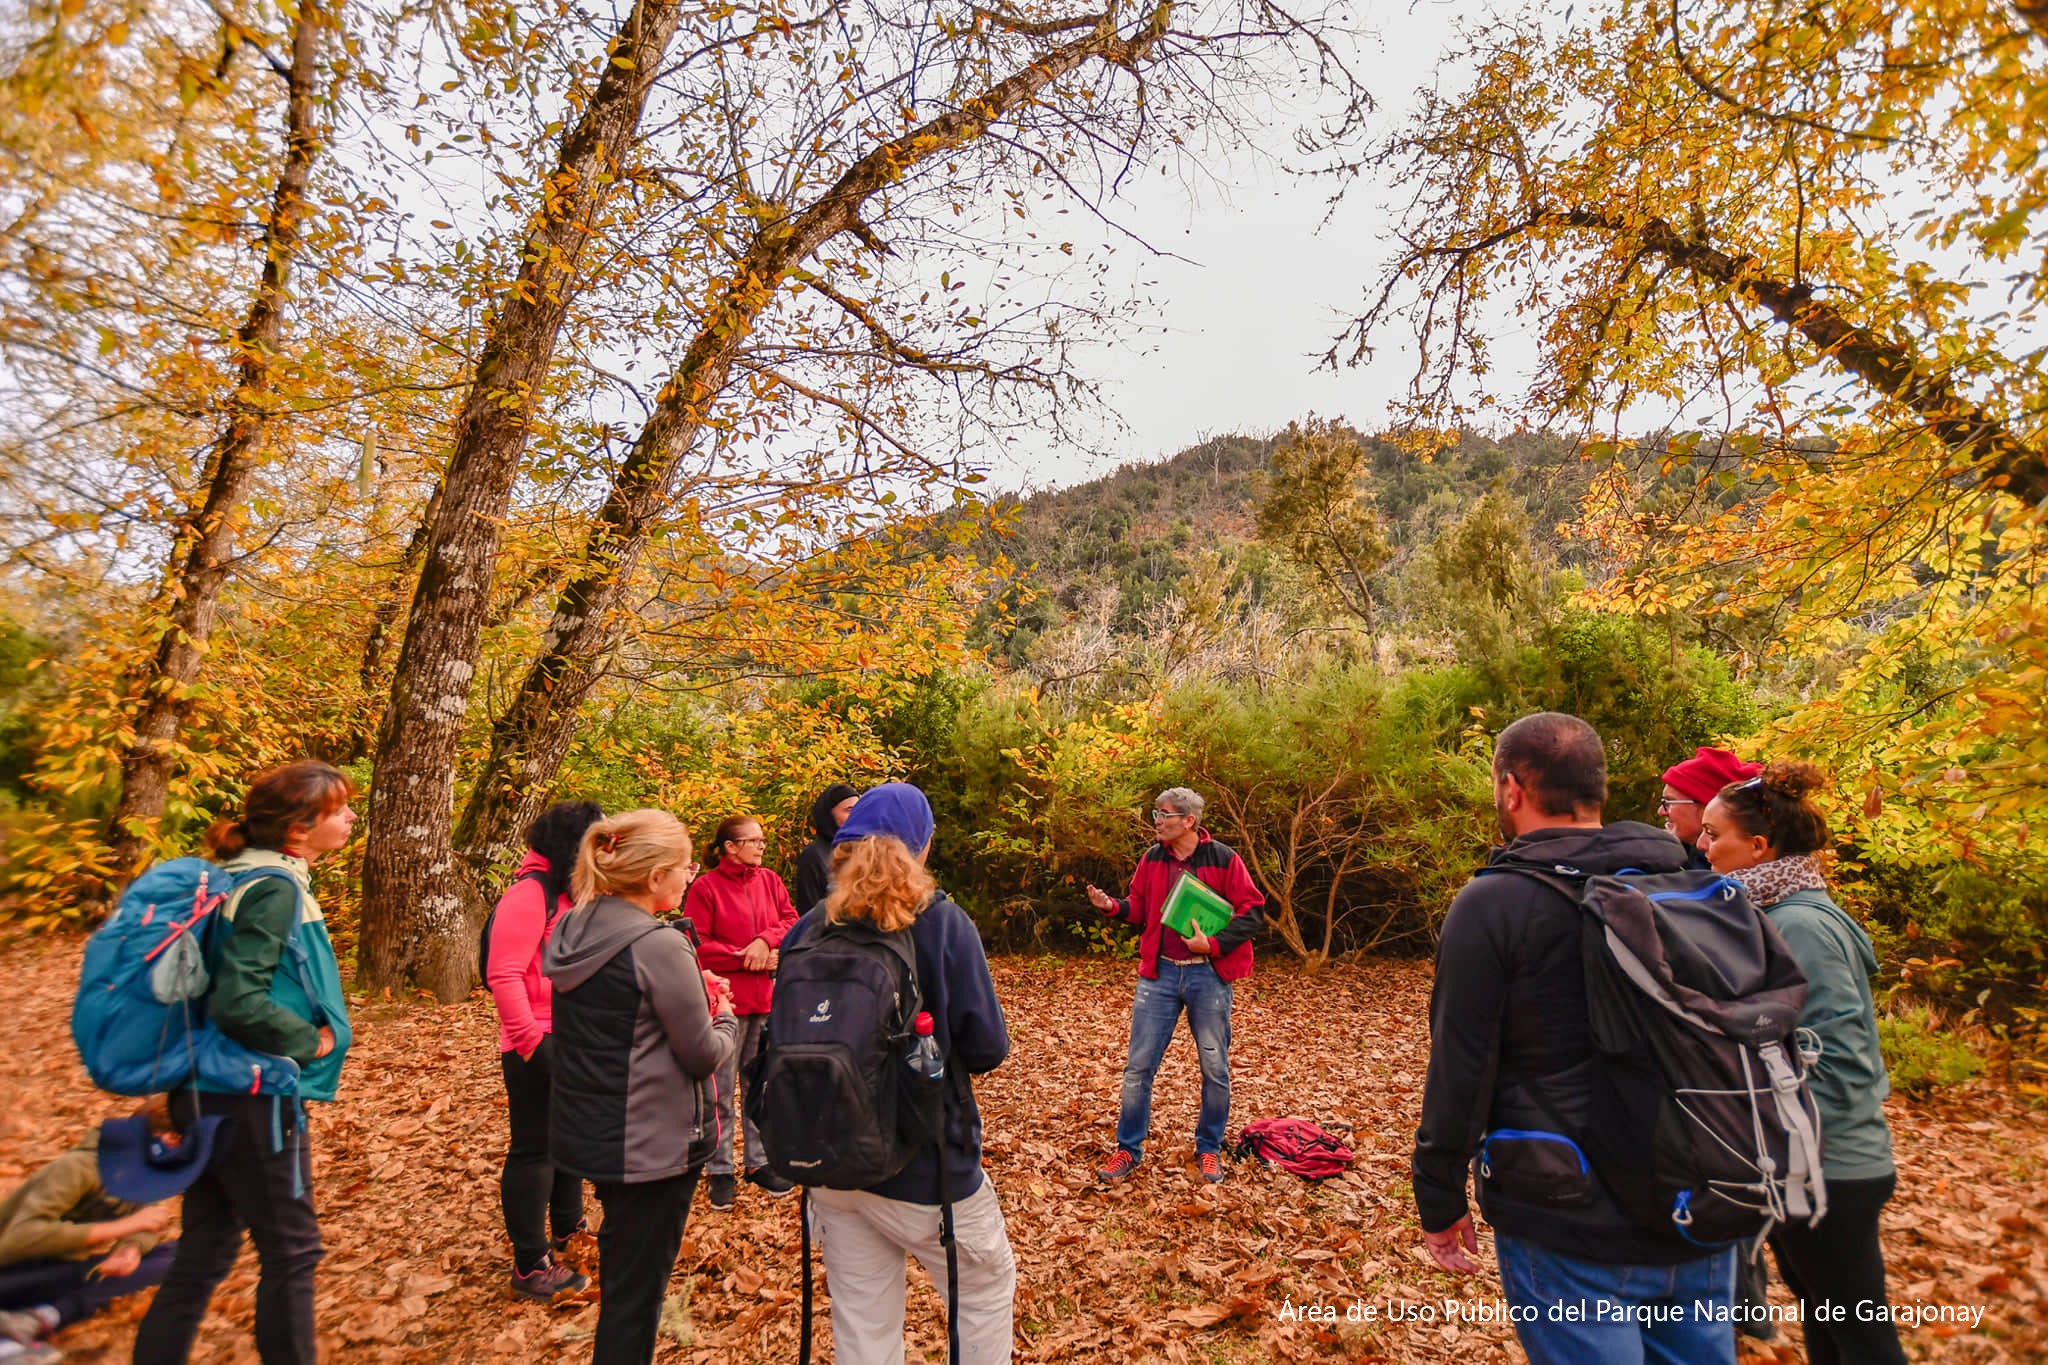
[681, 815, 799, 1211]
[485, 800, 603, 1299]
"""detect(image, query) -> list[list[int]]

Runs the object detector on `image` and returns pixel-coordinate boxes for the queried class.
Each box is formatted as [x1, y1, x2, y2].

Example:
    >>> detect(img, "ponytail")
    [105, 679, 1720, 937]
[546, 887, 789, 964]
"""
[204, 760, 353, 858]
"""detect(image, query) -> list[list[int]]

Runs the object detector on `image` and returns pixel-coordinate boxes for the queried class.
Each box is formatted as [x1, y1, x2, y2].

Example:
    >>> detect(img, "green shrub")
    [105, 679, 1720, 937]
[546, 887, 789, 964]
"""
[1877, 1004, 1984, 1091]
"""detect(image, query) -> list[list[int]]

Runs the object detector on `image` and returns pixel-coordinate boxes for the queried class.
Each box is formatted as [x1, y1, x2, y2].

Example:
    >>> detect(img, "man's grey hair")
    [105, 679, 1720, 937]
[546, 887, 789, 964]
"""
[1157, 787, 1205, 819]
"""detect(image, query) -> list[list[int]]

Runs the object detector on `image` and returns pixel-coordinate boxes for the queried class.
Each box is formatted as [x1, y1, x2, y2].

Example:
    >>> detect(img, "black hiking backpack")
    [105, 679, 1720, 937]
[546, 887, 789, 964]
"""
[1484, 864, 1828, 1246]
[748, 918, 941, 1186]
[748, 916, 956, 1365]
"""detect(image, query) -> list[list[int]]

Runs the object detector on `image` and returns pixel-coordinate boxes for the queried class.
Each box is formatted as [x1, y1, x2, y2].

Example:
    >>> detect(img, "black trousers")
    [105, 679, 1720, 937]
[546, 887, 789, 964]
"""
[1769, 1171, 1909, 1365]
[502, 1040, 584, 1270]
[132, 1092, 322, 1365]
[591, 1169, 699, 1365]
[0, 1243, 176, 1326]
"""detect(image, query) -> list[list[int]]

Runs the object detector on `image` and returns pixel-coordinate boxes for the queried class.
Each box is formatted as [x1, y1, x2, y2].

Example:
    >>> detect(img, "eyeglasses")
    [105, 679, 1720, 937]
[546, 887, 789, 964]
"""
[1656, 797, 1701, 811]
[730, 837, 768, 846]
[1151, 809, 1188, 822]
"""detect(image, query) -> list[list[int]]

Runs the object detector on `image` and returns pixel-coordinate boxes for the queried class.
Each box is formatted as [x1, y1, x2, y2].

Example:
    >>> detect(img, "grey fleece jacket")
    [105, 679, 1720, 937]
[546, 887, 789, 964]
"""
[544, 895, 740, 1183]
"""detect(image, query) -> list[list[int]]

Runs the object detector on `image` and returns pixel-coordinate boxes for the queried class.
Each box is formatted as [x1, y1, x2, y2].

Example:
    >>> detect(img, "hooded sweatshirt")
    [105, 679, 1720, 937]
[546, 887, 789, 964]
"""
[544, 895, 739, 1183]
[685, 859, 799, 1015]
[1413, 821, 1710, 1267]
[486, 850, 568, 1057]
[1765, 887, 1894, 1180]
[795, 784, 859, 912]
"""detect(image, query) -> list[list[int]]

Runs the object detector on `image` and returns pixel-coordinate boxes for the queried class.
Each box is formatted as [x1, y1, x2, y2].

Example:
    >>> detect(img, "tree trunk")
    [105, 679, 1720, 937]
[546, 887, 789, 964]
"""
[1560, 210, 2048, 507]
[107, 2, 327, 879]
[358, 0, 689, 999]
[345, 479, 442, 761]
[454, 7, 1180, 868]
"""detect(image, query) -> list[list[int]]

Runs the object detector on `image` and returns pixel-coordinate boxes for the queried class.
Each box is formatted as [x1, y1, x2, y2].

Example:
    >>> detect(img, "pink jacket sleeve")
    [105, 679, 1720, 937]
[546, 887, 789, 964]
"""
[486, 878, 550, 1057]
[759, 872, 798, 948]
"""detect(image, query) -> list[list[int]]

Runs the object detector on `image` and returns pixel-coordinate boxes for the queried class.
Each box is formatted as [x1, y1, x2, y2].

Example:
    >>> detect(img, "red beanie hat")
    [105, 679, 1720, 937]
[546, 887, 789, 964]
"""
[1661, 747, 1762, 804]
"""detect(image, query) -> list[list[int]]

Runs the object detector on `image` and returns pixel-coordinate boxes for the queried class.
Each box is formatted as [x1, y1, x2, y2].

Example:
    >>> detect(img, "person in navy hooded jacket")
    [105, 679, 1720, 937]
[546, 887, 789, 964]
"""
[1087, 786, 1264, 1185]
[780, 783, 1015, 1365]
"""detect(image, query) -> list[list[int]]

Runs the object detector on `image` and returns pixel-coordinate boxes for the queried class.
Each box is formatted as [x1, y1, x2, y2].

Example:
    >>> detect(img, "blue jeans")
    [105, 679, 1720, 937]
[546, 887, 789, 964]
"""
[1496, 1235, 1735, 1365]
[1114, 960, 1232, 1157]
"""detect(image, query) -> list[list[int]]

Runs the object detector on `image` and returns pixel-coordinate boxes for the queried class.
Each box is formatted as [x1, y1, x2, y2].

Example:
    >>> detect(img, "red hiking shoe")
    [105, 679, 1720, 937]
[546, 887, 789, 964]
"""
[1096, 1149, 1140, 1182]
[1198, 1151, 1226, 1184]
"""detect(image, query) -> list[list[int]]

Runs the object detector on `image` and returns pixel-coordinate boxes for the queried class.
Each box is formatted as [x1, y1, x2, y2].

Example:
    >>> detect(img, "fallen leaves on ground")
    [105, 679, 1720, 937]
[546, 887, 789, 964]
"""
[1, 938, 2041, 1362]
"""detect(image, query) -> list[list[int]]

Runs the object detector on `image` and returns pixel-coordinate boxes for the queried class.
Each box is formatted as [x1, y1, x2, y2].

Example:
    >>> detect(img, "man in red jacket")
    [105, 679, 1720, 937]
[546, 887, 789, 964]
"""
[1086, 787, 1263, 1184]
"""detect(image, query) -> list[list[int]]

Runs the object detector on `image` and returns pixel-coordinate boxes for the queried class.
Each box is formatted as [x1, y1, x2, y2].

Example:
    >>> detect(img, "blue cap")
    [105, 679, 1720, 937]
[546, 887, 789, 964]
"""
[831, 782, 935, 855]
[98, 1113, 226, 1204]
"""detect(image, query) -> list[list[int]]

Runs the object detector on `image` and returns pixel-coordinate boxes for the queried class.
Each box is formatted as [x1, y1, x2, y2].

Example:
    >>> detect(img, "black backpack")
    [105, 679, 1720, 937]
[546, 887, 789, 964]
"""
[748, 917, 954, 1364]
[476, 869, 548, 981]
[1484, 864, 1827, 1246]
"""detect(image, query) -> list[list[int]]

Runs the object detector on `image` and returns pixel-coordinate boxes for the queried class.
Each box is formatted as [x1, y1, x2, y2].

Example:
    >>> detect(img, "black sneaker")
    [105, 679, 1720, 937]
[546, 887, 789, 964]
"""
[707, 1173, 737, 1210]
[747, 1167, 797, 1198]
[510, 1254, 587, 1301]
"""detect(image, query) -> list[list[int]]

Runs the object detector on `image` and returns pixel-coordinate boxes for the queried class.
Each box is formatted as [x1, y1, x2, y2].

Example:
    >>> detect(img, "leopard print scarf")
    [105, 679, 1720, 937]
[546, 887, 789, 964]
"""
[1732, 853, 1829, 908]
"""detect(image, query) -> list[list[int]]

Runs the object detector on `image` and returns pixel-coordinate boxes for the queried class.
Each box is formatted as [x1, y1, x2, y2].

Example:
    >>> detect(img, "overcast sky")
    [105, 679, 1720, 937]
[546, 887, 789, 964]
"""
[980, 0, 1480, 494]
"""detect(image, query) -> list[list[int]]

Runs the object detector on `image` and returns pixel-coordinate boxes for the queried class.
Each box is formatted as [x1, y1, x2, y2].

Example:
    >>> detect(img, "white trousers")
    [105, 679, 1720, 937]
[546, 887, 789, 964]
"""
[807, 1178, 1016, 1365]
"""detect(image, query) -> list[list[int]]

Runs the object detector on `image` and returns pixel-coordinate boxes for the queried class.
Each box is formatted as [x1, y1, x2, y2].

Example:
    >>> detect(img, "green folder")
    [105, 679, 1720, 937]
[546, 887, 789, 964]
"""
[1160, 872, 1234, 939]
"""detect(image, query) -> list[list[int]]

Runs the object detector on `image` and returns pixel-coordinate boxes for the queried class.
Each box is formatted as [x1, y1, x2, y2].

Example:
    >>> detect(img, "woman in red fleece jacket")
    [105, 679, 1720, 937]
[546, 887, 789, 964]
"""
[680, 815, 799, 1210]
[485, 800, 602, 1300]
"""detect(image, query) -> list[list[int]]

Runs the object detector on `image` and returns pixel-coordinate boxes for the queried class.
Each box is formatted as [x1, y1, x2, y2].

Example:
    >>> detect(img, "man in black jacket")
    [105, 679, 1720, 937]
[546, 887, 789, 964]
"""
[1413, 712, 1736, 1365]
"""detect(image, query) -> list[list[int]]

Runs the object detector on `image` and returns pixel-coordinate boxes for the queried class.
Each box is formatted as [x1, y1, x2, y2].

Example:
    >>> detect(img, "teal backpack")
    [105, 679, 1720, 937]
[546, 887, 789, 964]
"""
[72, 857, 308, 1097]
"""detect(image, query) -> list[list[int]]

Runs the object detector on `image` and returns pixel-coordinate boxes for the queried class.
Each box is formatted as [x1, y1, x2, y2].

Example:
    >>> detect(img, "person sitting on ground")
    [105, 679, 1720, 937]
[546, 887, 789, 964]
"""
[0, 1099, 200, 1364]
[544, 810, 738, 1365]
[1699, 762, 1906, 1365]
[782, 782, 1015, 1365]
[1658, 747, 1760, 870]
[682, 814, 800, 1211]
[1087, 786, 1264, 1185]
[486, 799, 604, 1301]
[1414, 712, 1737, 1365]
[794, 783, 859, 913]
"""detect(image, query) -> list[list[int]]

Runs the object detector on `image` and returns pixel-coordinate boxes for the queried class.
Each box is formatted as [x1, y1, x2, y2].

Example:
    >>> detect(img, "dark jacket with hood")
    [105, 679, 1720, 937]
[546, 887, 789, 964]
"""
[794, 784, 858, 913]
[544, 895, 740, 1184]
[781, 891, 1009, 1205]
[1412, 821, 1709, 1266]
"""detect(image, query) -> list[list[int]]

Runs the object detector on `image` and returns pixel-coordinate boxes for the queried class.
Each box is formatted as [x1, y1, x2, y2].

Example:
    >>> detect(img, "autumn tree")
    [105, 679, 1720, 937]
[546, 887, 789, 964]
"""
[1343, 0, 2048, 858]
[1253, 418, 1389, 639]
[361, 0, 1373, 997]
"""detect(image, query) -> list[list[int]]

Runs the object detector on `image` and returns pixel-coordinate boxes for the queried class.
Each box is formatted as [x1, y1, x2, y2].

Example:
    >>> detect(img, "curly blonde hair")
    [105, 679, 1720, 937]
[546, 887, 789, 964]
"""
[572, 809, 694, 904]
[825, 835, 934, 933]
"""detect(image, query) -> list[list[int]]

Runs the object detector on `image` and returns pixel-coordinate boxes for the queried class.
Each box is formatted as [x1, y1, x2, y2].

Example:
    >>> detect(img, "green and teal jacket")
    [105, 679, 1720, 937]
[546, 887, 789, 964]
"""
[204, 849, 354, 1102]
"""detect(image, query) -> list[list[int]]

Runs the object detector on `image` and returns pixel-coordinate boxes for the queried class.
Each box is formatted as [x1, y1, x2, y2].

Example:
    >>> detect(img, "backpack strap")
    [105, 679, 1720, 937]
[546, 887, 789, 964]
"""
[213, 867, 318, 1023]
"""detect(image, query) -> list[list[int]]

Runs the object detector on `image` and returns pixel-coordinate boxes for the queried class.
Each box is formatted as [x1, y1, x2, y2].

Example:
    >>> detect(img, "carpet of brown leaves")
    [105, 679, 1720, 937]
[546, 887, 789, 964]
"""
[2, 936, 2042, 1363]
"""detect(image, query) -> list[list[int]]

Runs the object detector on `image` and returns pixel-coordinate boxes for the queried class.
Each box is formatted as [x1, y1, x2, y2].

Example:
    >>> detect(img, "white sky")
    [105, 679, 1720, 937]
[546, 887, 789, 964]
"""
[983, 0, 1481, 493]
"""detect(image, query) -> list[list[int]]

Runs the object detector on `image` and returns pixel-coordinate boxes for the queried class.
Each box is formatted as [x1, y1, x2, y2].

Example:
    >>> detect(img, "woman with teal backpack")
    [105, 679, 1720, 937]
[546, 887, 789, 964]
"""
[133, 759, 356, 1365]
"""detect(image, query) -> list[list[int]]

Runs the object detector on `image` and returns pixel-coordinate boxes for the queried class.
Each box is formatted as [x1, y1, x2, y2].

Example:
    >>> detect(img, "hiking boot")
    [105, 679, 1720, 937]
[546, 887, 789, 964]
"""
[707, 1173, 737, 1210]
[747, 1167, 796, 1198]
[550, 1218, 590, 1256]
[1096, 1149, 1139, 1182]
[510, 1255, 587, 1302]
[1198, 1152, 1226, 1184]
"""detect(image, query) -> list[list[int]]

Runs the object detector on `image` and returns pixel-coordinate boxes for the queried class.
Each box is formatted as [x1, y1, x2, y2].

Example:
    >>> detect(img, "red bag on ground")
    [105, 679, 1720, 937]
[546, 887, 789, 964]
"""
[1234, 1118, 1354, 1181]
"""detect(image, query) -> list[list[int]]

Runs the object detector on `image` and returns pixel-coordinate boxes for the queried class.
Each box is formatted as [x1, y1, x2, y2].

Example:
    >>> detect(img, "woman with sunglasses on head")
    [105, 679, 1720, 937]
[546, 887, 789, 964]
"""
[680, 815, 800, 1211]
[1698, 763, 1906, 1365]
[133, 760, 357, 1365]
[543, 811, 736, 1365]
